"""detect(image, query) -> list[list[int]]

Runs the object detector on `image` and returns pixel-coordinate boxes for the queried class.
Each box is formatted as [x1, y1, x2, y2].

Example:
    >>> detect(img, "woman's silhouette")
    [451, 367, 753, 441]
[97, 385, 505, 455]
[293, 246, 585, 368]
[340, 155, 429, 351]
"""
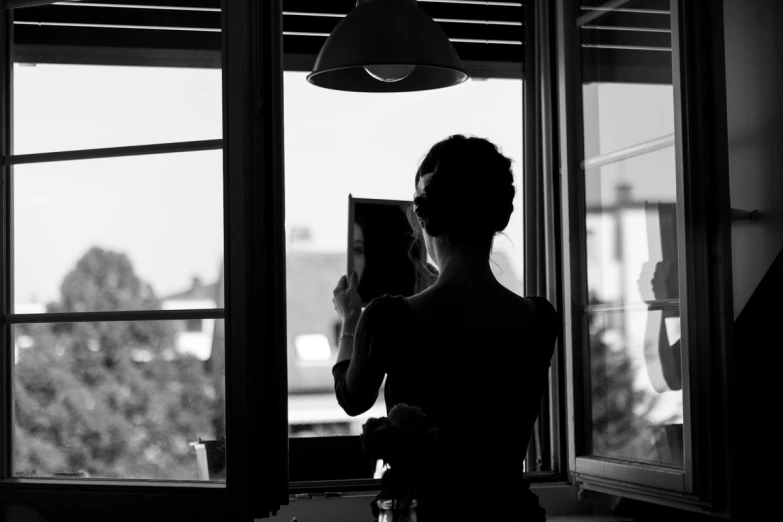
[332, 135, 558, 521]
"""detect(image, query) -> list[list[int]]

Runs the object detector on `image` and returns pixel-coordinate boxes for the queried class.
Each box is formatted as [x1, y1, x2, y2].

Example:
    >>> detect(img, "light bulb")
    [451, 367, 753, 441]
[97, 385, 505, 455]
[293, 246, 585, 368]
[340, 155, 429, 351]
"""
[364, 64, 416, 83]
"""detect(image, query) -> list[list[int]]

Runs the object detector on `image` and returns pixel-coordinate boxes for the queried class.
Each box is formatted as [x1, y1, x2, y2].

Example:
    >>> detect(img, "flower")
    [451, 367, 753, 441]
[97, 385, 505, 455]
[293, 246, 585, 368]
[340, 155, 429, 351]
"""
[360, 403, 439, 503]
[388, 403, 427, 431]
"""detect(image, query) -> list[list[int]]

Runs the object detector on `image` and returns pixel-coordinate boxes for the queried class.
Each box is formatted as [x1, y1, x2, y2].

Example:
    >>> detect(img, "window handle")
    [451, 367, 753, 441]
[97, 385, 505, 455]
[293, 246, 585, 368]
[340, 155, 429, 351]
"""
[731, 208, 760, 222]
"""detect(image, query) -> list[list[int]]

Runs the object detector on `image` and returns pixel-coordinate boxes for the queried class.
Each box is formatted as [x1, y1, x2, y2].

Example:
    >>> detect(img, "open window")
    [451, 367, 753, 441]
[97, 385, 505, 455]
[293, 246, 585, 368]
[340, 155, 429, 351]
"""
[556, 0, 733, 514]
[281, 0, 566, 490]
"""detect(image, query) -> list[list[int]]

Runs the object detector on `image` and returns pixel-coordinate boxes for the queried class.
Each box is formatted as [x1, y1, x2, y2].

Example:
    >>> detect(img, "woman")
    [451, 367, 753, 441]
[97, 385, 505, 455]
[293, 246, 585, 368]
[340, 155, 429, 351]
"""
[332, 135, 558, 521]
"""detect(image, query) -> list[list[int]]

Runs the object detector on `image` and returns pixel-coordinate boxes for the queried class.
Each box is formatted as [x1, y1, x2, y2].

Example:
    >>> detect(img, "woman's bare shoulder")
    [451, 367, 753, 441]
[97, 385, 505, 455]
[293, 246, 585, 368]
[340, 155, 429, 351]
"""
[404, 285, 539, 332]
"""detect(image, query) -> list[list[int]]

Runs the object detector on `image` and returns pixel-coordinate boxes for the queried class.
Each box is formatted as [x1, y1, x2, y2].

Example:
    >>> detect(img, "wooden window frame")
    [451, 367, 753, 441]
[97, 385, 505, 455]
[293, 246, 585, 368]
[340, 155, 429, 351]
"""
[0, 1, 288, 521]
[556, 0, 734, 515]
[285, 0, 571, 492]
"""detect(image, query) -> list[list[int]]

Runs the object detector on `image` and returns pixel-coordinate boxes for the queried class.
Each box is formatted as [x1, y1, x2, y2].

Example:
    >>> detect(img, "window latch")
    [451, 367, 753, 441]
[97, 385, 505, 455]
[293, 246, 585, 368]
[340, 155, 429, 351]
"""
[731, 208, 760, 222]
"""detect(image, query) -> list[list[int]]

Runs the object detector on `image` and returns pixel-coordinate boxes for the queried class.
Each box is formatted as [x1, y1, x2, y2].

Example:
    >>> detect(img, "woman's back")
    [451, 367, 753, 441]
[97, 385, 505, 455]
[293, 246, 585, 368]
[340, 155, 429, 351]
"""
[333, 290, 558, 521]
[403, 281, 538, 331]
[331, 134, 559, 520]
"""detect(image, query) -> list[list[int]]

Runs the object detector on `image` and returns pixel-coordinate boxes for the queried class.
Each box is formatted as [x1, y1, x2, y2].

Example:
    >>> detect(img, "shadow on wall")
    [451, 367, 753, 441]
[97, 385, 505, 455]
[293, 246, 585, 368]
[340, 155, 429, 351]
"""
[732, 244, 783, 515]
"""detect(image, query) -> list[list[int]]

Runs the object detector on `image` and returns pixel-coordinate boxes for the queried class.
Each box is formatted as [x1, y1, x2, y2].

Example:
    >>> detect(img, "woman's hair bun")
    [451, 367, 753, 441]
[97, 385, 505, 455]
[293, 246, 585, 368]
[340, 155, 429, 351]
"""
[413, 135, 515, 242]
[412, 193, 447, 237]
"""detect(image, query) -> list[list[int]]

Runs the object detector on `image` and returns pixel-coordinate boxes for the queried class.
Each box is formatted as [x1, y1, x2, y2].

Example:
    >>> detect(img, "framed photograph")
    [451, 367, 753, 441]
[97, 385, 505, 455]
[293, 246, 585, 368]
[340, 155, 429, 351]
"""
[347, 195, 431, 305]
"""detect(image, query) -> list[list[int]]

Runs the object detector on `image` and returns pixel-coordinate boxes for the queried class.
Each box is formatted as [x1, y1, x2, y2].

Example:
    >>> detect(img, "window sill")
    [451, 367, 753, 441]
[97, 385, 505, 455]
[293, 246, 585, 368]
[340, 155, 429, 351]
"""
[268, 483, 624, 521]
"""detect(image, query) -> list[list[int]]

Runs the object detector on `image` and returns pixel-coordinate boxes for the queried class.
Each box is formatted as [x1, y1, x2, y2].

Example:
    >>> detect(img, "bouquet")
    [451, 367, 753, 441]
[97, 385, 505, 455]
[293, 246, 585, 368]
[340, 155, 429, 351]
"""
[361, 403, 439, 504]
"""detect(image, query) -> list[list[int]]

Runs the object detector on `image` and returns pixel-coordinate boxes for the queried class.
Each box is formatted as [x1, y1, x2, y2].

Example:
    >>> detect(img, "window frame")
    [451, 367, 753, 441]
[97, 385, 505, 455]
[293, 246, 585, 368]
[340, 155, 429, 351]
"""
[285, 0, 569, 490]
[0, 1, 289, 520]
[1, 0, 567, 494]
[555, 0, 734, 514]
[0, 0, 579, 517]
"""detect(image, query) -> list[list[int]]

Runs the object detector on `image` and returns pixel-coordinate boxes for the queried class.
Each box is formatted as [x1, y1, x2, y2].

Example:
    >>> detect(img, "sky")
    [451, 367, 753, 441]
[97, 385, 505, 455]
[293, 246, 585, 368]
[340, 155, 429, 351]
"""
[11, 61, 683, 431]
[12, 65, 524, 305]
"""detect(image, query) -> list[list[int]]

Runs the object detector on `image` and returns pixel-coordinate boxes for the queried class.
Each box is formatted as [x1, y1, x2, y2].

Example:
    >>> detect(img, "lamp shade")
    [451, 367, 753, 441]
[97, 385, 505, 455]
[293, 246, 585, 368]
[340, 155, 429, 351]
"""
[306, 0, 469, 92]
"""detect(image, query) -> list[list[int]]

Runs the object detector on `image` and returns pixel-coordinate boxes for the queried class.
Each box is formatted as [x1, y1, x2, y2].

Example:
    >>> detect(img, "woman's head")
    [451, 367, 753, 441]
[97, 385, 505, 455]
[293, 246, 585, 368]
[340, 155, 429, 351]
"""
[408, 135, 516, 256]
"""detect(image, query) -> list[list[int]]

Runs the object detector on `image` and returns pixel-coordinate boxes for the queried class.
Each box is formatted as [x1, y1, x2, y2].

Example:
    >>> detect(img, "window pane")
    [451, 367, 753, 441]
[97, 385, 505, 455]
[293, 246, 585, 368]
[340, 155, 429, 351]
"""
[11, 2, 221, 155]
[14, 320, 226, 481]
[580, 0, 685, 468]
[588, 309, 683, 467]
[585, 147, 678, 305]
[13, 64, 221, 155]
[582, 82, 675, 158]
[13, 150, 224, 313]
[283, 72, 524, 440]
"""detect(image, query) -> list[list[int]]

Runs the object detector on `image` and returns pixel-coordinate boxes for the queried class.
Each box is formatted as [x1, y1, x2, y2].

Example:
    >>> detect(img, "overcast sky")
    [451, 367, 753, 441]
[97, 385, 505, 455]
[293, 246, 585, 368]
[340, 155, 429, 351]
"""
[12, 66, 524, 305]
[13, 64, 675, 308]
[12, 62, 682, 422]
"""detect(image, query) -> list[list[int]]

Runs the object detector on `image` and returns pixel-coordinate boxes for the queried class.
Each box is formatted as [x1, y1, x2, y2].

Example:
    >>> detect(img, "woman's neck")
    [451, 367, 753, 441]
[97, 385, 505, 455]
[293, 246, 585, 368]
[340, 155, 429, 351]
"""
[432, 248, 496, 289]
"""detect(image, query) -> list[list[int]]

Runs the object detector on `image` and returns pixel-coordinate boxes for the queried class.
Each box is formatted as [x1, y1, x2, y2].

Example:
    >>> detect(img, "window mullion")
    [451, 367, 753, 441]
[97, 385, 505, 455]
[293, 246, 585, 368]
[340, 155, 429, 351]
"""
[5, 138, 223, 166]
[222, 0, 288, 518]
[7, 308, 225, 324]
[555, 0, 591, 477]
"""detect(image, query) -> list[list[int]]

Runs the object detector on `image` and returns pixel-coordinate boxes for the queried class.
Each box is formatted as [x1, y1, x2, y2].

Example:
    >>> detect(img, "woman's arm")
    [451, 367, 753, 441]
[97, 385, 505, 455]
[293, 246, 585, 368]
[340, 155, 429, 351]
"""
[332, 297, 388, 417]
[336, 314, 360, 365]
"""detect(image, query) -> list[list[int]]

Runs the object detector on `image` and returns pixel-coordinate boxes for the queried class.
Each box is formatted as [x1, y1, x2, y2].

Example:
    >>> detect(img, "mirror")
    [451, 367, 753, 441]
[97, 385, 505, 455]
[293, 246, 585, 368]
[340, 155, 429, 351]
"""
[347, 195, 434, 305]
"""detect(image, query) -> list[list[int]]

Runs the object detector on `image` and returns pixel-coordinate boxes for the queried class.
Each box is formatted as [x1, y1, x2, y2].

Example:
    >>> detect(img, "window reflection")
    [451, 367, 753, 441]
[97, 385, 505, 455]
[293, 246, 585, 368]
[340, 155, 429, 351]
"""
[581, 0, 684, 469]
[584, 147, 678, 305]
[588, 309, 683, 467]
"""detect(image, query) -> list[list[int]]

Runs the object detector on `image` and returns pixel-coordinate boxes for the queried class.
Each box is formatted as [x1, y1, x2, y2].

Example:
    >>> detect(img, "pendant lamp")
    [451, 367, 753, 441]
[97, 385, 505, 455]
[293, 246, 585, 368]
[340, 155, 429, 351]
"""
[306, 0, 469, 93]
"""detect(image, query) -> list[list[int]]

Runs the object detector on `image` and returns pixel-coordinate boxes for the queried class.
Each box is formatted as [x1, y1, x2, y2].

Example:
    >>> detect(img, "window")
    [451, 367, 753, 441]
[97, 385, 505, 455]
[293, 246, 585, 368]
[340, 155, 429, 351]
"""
[1, 1, 287, 520]
[281, 0, 563, 487]
[557, 0, 733, 513]
[2, 0, 578, 518]
[582, 81, 683, 467]
[0, 0, 735, 518]
[569, 0, 688, 481]
[9, 11, 224, 485]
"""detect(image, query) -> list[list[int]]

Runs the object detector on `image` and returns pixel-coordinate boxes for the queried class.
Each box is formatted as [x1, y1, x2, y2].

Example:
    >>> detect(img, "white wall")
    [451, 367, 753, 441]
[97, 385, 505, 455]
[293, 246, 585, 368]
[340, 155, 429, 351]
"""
[724, 0, 783, 317]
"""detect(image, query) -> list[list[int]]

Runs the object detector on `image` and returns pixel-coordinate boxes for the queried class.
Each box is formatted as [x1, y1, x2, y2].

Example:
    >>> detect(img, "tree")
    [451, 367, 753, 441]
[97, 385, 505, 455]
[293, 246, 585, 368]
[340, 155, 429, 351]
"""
[14, 246, 218, 479]
[588, 291, 676, 464]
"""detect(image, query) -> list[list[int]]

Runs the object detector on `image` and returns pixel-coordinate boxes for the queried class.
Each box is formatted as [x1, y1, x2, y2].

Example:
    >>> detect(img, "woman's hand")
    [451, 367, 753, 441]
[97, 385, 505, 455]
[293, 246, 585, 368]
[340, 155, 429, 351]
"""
[333, 270, 363, 325]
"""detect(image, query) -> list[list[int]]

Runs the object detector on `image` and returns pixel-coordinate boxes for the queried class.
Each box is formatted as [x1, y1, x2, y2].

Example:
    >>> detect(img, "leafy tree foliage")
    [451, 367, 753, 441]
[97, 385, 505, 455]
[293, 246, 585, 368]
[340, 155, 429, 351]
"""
[588, 291, 679, 464]
[14, 246, 219, 479]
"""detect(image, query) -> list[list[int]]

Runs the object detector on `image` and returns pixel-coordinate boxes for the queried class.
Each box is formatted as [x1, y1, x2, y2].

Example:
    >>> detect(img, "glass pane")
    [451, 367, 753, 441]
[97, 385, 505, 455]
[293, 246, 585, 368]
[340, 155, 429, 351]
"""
[283, 72, 525, 442]
[580, 0, 685, 468]
[14, 320, 226, 481]
[13, 64, 221, 155]
[588, 309, 684, 467]
[582, 83, 675, 159]
[13, 150, 224, 313]
[12, 2, 221, 154]
[585, 147, 678, 305]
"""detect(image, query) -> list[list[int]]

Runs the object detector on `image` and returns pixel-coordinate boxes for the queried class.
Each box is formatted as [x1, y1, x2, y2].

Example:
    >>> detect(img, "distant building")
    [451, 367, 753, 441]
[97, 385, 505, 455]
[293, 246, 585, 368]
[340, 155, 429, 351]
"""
[163, 249, 523, 434]
[13, 302, 46, 364]
[161, 276, 219, 361]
